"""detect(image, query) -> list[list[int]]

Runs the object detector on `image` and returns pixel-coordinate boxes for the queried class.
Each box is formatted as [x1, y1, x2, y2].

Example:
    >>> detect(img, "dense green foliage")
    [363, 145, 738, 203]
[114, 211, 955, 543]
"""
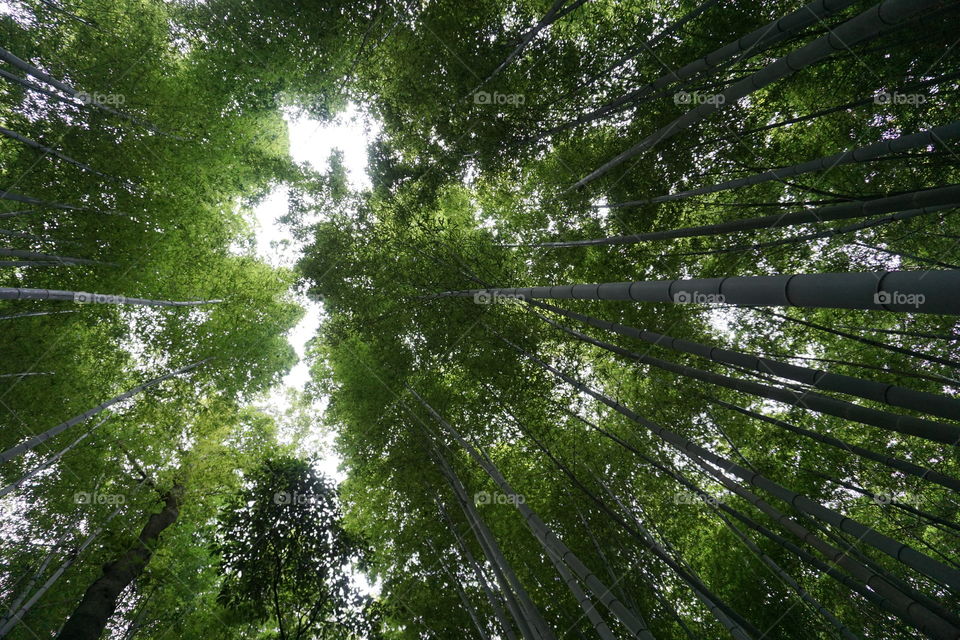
[2, 0, 959, 638]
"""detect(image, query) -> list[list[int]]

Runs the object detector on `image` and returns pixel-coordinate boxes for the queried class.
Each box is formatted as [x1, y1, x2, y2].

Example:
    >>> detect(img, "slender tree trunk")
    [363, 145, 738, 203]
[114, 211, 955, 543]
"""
[610, 122, 960, 207]
[58, 484, 184, 640]
[434, 448, 551, 640]
[494, 331, 960, 593]
[35, 0, 98, 26]
[709, 397, 960, 492]
[757, 352, 958, 386]
[436, 498, 519, 640]
[666, 204, 952, 259]
[0, 288, 221, 306]
[561, 407, 904, 627]
[830, 325, 959, 342]
[468, 0, 589, 99]
[543, 544, 616, 640]
[0, 228, 58, 242]
[514, 184, 960, 248]
[571, 0, 940, 188]
[757, 309, 960, 370]
[0, 189, 85, 211]
[411, 387, 660, 640]
[538, 0, 861, 141]
[501, 402, 753, 639]
[0, 47, 187, 140]
[0, 248, 112, 266]
[808, 470, 960, 537]
[531, 300, 960, 421]
[544, 0, 723, 114]
[437, 268, 960, 315]
[0, 310, 75, 320]
[0, 415, 109, 498]
[533, 309, 960, 447]
[0, 359, 209, 466]
[427, 539, 493, 640]
[0, 126, 122, 182]
[0, 531, 68, 629]
[0, 497, 130, 638]
[517, 336, 959, 637]
[699, 69, 960, 146]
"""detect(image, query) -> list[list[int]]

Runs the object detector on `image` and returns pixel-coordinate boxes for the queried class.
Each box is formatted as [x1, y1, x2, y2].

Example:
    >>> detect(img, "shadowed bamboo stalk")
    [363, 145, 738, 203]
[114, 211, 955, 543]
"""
[530, 300, 960, 421]
[0, 360, 210, 466]
[0, 288, 221, 306]
[509, 184, 960, 248]
[498, 333, 960, 638]
[410, 386, 657, 639]
[495, 330, 960, 591]
[0, 46, 188, 140]
[607, 122, 960, 208]
[0, 249, 113, 266]
[436, 269, 960, 315]
[538, 0, 861, 141]
[0, 416, 110, 499]
[570, 0, 941, 188]
[708, 398, 960, 492]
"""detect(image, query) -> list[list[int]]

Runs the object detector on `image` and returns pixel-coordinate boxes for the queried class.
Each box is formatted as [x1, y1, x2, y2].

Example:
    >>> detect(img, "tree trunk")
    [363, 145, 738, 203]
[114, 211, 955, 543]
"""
[411, 387, 659, 640]
[468, 0, 589, 99]
[436, 498, 519, 640]
[436, 268, 960, 315]
[609, 122, 960, 207]
[571, 0, 940, 188]
[665, 204, 950, 259]
[709, 397, 960, 492]
[0, 248, 112, 266]
[698, 69, 960, 146]
[0, 360, 209, 466]
[0, 47, 187, 141]
[515, 184, 960, 248]
[0, 287, 222, 306]
[0, 310, 76, 321]
[531, 299, 960, 421]
[539, 0, 861, 140]
[0, 415, 110, 498]
[0, 126, 122, 182]
[506, 332, 960, 638]
[0, 189, 85, 211]
[495, 331, 960, 592]
[0, 498, 130, 638]
[434, 447, 552, 640]
[562, 407, 904, 628]
[757, 309, 960, 370]
[58, 484, 184, 640]
[533, 309, 960, 447]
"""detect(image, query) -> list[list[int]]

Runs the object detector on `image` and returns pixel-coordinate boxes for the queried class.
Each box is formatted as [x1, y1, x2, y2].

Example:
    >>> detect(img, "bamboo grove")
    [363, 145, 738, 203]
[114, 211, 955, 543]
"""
[3, 0, 960, 639]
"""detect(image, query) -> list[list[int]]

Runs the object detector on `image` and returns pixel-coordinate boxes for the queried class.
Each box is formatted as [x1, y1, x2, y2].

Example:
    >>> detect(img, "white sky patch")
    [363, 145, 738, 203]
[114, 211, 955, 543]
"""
[251, 106, 381, 599]
[251, 105, 377, 482]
